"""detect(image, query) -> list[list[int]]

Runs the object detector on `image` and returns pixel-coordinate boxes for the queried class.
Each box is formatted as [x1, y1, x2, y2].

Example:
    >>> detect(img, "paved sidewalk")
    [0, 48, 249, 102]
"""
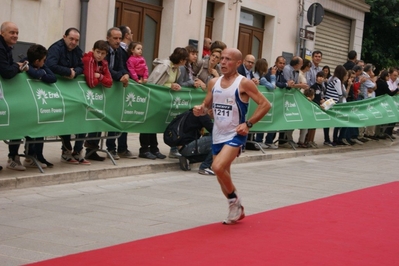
[0, 129, 398, 190]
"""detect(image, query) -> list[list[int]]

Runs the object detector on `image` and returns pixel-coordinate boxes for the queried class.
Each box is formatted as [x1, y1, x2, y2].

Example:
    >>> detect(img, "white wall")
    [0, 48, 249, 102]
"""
[1, 0, 369, 64]
[0, 0, 67, 47]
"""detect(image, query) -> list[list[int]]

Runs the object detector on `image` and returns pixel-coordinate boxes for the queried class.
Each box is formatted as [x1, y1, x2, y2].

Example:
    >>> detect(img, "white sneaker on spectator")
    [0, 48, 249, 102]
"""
[266, 143, 278, 149]
[169, 150, 181, 158]
[23, 158, 47, 169]
[350, 138, 364, 145]
[7, 156, 26, 171]
[72, 151, 91, 165]
[256, 142, 269, 149]
[342, 139, 351, 146]
[61, 150, 79, 164]
[309, 141, 318, 148]
[198, 167, 215, 175]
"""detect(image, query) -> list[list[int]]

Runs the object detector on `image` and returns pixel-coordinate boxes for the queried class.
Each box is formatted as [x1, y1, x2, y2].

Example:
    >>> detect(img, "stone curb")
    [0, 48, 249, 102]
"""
[0, 145, 355, 190]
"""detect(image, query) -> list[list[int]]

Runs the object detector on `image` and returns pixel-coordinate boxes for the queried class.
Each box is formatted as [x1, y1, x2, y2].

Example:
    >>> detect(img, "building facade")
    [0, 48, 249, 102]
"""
[1, 0, 369, 69]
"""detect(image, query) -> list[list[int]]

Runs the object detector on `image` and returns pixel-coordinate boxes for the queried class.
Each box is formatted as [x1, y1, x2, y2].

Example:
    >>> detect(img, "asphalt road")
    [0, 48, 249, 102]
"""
[0, 146, 398, 265]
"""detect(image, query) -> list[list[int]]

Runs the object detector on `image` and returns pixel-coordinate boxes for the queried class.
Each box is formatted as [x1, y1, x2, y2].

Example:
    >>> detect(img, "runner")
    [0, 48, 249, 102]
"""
[193, 48, 271, 224]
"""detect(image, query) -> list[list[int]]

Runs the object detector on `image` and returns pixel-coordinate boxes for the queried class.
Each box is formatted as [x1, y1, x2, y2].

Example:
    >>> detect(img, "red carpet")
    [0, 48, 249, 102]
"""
[28, 182, 399, 266]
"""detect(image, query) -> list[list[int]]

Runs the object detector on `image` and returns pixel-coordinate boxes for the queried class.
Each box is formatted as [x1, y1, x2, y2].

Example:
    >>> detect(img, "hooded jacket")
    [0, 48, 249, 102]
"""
[147, 59, 181, 86]
[82, 51, 112, 88]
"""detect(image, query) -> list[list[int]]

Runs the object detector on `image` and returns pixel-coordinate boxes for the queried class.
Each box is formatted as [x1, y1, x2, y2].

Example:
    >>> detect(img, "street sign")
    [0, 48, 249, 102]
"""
[300, 28, 315, 41]
[307, 3, 324, 26]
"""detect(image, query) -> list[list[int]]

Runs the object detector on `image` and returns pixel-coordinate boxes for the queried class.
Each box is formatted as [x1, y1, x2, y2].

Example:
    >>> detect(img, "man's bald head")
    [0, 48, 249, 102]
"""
[243, 54, 255, 71]
[0, 21, 19, 46]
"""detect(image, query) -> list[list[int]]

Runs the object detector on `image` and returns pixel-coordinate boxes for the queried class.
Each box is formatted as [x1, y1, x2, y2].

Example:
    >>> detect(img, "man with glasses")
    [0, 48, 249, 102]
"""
[237, 54, 260, 150]
[237, 54, 259, 85]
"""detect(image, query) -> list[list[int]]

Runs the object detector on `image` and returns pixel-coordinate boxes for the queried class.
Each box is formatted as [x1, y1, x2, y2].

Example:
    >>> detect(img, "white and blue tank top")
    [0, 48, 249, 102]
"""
[212, 75, 248, 144]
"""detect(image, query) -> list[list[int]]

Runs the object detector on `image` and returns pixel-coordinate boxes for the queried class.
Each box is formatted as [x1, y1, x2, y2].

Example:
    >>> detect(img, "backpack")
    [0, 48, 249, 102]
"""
[163, 109, 191, 147]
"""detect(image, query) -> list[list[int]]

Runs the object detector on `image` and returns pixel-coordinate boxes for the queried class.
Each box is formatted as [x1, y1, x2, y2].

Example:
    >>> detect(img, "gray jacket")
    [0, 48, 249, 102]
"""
[148, 59, 181, 86]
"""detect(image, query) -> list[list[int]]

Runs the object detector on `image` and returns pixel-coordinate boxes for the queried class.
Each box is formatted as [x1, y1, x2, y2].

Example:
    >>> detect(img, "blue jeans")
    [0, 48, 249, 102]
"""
[179, 136, 212, 170]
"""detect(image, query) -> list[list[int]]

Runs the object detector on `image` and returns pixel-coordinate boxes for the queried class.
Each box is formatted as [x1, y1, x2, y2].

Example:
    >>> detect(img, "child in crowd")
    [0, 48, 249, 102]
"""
[24, 44, 57, 168]
[81, 40, 113, 164]
[325, 65, 348, 146]
[126, 42, 148, 84]
[304, 88, 315, 101]
[305, 71, 325, 148]
[83, 40, 113, 88]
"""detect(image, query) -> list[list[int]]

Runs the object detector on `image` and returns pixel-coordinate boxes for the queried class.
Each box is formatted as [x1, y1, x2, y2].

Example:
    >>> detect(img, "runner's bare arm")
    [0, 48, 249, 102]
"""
[241, 78, 271, 124]
[193, 77, 217, 116]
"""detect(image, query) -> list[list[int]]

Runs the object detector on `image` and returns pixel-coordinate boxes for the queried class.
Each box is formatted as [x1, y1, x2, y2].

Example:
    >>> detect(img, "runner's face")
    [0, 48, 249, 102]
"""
[220, 50, 240, 75]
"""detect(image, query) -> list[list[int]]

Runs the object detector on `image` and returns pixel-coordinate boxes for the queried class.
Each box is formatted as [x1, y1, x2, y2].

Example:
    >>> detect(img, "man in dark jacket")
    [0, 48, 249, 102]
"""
[175, 109, 214, 175]
[46, 28, 92, 164]
[105, 27, 129, 86]
[237, 54, 259, 85]
[104, 26, 137, 160]
[0, 21, 29, 171]
[46, 27, 83, 79]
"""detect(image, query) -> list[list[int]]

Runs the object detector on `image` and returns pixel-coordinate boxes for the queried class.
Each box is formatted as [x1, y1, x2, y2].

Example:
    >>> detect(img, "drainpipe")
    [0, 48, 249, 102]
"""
[297, 0, 305, 57]
[80, 0, 90, 52]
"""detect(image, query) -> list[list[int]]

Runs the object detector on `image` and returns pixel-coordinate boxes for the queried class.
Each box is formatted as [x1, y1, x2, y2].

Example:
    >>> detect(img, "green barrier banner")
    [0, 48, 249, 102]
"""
[0, 73, 398, 140]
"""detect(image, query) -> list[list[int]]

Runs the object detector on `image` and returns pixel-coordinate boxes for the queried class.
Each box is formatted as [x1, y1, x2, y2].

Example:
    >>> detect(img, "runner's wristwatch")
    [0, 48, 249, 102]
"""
[245, 121, 253, 128]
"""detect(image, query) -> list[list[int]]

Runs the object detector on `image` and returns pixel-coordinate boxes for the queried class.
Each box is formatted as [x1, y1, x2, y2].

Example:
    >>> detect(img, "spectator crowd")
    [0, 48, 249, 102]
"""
[0, 21, 398, 173]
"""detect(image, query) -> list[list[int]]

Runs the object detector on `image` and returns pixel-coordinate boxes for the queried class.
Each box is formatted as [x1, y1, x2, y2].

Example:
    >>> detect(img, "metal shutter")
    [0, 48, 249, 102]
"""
[314, 11, 351, 71]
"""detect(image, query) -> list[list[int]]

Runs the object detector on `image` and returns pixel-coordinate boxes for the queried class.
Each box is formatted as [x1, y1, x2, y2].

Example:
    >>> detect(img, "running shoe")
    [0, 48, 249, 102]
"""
[223, 197, 245, 224]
